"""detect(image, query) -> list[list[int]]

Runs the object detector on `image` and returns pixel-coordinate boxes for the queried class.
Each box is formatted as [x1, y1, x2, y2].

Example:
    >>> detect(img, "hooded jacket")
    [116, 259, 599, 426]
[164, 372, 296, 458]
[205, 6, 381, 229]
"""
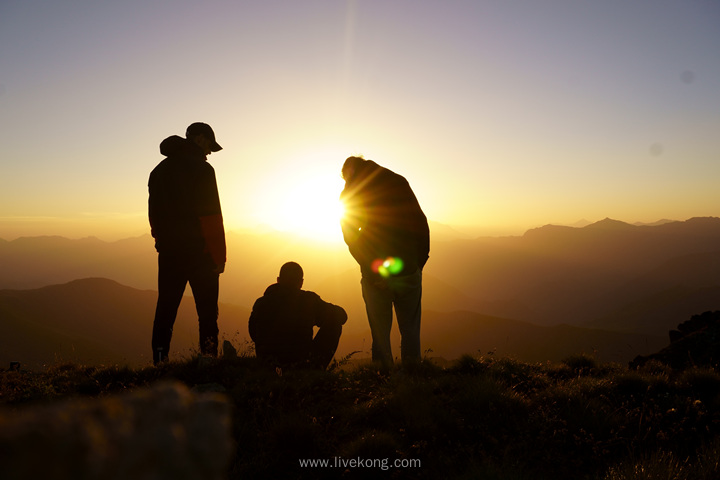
[148, 135, 226, 266]
[248, 283, 347, 364]
[340, 159, 429, 278]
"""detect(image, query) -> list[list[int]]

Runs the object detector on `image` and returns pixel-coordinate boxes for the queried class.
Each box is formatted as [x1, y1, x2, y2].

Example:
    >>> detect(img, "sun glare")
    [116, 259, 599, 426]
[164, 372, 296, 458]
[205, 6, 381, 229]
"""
[254, 157, 347, 242]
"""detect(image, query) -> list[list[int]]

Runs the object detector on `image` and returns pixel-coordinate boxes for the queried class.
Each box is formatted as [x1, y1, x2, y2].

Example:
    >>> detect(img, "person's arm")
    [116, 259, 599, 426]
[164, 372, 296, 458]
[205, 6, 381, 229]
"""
[248, 298, 266, 344]
[414, 204, 430, 270]
[340, 192, 366, 246]
[147, 168, 170, 250]
[340, 188, 371, 269]
[200, 214, 226, 272]
[396, 179, 430, 270]
[197, 166, 227, 271]
[310, 292, 347, 328]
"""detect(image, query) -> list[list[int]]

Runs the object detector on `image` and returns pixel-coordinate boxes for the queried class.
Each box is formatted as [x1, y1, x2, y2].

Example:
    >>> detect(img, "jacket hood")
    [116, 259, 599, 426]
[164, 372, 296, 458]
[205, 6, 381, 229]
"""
[159, 135, 205, 160]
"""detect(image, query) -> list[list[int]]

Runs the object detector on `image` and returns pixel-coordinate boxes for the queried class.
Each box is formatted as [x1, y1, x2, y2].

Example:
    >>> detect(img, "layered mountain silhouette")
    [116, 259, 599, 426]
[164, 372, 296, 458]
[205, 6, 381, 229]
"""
[1, 217, 718, 366]
[427, 217, 720, 332]
[0, 278, 250, 368]
[0, 278, 663, 368]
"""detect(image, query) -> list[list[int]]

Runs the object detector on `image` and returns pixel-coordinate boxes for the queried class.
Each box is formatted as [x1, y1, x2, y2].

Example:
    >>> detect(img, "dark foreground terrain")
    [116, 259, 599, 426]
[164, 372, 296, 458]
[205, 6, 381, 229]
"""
[1, 350, 719, 480]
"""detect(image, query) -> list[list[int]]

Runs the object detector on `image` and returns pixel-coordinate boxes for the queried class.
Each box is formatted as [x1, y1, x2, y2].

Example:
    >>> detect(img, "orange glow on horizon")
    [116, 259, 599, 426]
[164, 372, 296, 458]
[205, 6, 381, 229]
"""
[242, 149, 349, 242]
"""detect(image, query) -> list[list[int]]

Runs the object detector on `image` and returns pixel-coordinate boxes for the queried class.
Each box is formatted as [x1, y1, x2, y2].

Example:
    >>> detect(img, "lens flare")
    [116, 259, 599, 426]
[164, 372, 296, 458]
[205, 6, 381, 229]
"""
[371, 256, 404, 278]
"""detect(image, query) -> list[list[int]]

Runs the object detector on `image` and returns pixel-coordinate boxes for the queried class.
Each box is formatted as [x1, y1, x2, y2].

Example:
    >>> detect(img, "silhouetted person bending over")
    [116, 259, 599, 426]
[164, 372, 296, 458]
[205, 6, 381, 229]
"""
[340, 156, 429, 369]
[148, 122, 226, 364]
[249, 262, 347, 370]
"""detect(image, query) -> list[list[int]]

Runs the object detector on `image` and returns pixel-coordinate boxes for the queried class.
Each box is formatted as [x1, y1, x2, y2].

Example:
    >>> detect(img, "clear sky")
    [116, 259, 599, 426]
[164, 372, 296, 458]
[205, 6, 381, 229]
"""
[1, 0, 719, 241]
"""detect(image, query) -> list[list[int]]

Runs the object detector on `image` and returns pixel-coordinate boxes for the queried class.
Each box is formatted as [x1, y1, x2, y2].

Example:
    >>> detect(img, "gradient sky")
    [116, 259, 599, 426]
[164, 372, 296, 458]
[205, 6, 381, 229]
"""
[1, 0, 719, 241]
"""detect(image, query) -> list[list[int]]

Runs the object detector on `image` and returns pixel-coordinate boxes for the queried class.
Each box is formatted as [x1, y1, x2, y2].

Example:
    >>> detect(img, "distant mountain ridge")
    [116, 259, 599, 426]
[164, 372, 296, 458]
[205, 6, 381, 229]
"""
[0, 235, 158, 290]
[0, 278, 250, 368]
[0, 278, 664, 367]
[2, 216, 719, 346]
[582, 217, 638, 230]
[633, 219, 677, 227]
[429, 217, 720, 332]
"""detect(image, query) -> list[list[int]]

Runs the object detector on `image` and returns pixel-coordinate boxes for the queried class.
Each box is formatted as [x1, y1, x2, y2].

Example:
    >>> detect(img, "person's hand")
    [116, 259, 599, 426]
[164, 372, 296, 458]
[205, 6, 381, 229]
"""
[213, 263, 226, 274]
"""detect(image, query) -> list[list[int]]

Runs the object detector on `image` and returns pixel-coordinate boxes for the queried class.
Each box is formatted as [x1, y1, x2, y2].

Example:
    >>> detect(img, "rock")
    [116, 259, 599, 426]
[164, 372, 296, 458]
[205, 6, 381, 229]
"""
[630, 311, 720, 370]
[0, 382, 233, 480]
[222, 340, 237, 359]
[191, 383, 228, 394]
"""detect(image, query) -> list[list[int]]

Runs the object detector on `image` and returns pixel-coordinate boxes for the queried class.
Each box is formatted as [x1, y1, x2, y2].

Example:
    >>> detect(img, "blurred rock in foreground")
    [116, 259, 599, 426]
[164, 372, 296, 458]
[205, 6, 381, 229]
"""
[0, 381, 233, 480]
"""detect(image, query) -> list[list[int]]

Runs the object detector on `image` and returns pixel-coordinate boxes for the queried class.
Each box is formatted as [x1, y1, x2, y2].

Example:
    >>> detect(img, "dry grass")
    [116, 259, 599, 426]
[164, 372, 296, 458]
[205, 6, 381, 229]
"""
[1, 352, 719, 480]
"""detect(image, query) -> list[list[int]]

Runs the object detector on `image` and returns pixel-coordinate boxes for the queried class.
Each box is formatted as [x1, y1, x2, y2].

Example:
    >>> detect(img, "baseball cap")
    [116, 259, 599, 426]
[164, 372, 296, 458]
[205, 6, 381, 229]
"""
[186, 122, 222, 152]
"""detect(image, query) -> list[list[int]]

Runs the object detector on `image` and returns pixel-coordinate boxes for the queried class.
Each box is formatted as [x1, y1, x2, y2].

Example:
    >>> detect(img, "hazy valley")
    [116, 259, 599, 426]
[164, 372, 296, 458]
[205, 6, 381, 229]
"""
[2, 217, 719, 368]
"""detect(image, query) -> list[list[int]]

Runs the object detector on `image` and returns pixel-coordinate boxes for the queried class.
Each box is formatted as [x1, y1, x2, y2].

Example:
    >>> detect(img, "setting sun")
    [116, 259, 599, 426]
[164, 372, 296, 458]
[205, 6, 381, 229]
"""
[252, 159, 347, 242]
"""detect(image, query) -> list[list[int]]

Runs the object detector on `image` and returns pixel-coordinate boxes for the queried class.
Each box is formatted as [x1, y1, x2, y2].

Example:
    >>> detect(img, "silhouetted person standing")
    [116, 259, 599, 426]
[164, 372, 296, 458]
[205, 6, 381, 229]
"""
[148, 122, 226, 364]
[249, 262, 347, 370]
[340, 156, 429, 368]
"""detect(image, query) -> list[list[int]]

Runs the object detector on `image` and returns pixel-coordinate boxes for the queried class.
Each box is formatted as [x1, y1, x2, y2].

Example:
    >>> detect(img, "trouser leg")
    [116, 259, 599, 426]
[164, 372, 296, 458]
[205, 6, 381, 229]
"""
[152, 254, 187, 363]
[361, 277, 394, 368]
[393, 269, 423, 363]
[189, 265, 220, 357]
[310, 321, 343, 369]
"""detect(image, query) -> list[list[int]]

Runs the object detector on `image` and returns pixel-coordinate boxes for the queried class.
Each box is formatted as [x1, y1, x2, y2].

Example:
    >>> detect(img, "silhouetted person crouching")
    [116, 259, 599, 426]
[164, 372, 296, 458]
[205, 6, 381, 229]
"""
[148, 122, 226, 364]
[249, 262, 347, 370]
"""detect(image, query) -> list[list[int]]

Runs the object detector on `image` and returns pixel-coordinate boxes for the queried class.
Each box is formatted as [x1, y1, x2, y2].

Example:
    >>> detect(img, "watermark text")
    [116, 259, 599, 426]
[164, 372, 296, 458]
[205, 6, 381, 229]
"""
[299, 456, 421, 471]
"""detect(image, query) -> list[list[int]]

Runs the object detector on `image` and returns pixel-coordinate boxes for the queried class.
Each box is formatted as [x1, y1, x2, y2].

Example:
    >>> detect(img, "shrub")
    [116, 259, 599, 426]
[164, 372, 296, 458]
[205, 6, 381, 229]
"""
[602, 439, 720, 480]
[450, 354, 487, 375]
[678, 368, 720, 401]
[561, 353, 598, 374]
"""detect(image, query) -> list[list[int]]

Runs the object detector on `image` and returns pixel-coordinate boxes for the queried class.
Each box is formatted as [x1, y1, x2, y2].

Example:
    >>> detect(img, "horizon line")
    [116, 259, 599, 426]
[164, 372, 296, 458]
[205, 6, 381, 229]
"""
[2, 215, 719, 243]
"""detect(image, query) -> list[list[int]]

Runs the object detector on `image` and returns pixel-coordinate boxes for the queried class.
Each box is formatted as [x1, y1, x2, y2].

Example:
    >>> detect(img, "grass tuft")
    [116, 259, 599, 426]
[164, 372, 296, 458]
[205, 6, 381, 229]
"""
[2, 352, 719, 480]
